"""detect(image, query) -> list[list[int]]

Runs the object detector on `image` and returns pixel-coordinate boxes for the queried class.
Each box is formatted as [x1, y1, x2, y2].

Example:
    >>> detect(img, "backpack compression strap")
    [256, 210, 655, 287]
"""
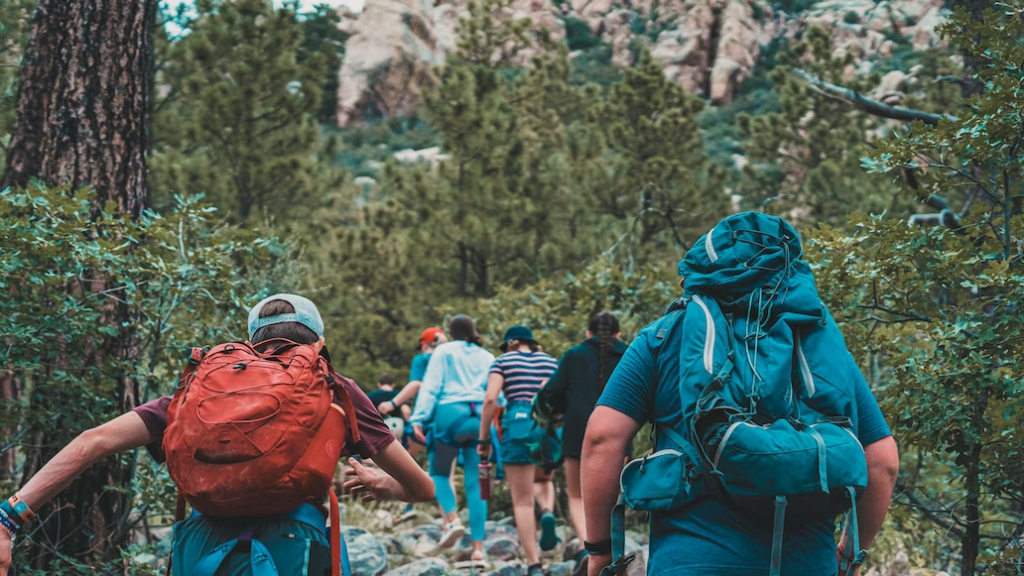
[838, 486, 868, 576]
[330, 487, 344, 576]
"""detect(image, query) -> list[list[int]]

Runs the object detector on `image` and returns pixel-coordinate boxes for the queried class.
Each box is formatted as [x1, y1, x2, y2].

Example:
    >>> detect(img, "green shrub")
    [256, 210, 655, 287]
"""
[843, 10, 860, 24]
[563, 16, 601, 51]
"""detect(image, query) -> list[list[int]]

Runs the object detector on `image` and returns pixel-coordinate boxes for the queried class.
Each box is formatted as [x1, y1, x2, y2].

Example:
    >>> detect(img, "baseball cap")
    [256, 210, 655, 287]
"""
[247, 294, 324, 340]
[418, 327, 445, 348]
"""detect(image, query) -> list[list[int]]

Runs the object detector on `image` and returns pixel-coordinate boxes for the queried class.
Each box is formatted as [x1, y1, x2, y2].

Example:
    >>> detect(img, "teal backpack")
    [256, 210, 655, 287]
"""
[609, 213, 869, 576]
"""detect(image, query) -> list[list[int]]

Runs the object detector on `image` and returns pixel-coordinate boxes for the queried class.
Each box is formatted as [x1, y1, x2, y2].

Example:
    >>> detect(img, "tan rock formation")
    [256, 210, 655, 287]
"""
[336, 0, 445, 126]
[709, 0, 761, 104]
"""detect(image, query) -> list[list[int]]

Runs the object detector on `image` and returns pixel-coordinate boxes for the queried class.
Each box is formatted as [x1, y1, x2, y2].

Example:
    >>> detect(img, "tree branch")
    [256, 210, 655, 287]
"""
[794, 69, 953, 127]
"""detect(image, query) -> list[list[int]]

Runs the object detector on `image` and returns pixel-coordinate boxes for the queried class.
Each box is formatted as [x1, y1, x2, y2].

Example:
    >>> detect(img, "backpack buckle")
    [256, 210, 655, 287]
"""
[600, 553, 636, 576]
[188, 347, 205, 365]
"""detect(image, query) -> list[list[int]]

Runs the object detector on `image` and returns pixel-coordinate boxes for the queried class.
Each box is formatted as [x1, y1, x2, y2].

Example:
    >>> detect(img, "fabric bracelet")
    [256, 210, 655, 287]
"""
[584, 539, 612, 555]
[7, 493, 35, 522]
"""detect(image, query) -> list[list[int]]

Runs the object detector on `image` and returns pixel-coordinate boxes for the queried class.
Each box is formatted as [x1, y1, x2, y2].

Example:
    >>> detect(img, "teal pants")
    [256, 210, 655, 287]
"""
[428, 402, 488, 541]
[172, 503, 348, 576]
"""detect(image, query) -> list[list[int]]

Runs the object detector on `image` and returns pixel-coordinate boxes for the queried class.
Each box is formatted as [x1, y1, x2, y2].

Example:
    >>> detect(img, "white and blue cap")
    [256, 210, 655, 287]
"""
[247, 293, 325, 340]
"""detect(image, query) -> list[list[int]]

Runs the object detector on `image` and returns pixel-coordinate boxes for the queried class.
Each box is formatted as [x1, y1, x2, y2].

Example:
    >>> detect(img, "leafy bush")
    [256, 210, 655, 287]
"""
[0, 184, 293, 567]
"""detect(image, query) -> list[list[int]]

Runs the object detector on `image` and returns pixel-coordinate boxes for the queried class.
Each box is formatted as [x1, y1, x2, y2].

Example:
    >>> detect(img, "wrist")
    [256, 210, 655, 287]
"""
[584, 539, 612, 555]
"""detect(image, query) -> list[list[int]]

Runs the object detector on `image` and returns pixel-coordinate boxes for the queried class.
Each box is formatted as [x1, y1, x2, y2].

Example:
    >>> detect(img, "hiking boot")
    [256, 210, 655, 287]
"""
[527, 563, 546, 576]
[539, 511, 558, 552]
[438, 519, 466, 549]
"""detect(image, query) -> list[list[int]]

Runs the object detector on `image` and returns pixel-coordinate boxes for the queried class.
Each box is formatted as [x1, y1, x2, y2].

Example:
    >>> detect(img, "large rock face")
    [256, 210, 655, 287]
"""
[337, 0, 563, 125]
[336, 0, 952, 123]
[336, 0, 447, 125]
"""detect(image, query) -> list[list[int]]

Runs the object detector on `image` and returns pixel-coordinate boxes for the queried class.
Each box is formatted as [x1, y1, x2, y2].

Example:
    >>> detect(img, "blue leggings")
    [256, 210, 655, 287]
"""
[429, 402, 488, 541]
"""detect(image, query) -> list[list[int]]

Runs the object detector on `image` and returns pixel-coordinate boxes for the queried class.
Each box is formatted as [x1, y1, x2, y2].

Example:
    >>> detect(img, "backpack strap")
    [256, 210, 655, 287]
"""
[769, 496, 787, 576]
[604, 499, 636, 576]
[330, 487, 343, 576]
[838, 486, 868, 576]
[328, 373, 362, 444]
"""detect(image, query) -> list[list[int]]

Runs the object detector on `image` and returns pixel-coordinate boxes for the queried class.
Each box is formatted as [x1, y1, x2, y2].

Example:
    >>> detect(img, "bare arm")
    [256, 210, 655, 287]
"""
[841, 435, 899, 565]
[20, 411, 154, 510]
[477, 373, 504, 456]
[347, 441, 435, 503]
[381, 381, 421, 415]
[582, 406, 642, 576]
[0, 412, 153, 576]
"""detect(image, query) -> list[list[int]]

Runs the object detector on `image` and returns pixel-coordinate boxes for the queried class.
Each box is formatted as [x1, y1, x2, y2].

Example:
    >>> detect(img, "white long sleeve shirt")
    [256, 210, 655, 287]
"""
[409, 340, 495, 425]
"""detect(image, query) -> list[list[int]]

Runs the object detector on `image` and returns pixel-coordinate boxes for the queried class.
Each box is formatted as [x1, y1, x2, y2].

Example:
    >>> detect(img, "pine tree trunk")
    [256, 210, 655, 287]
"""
[1, 0, 155, 216]
[1, 0, 156, 569]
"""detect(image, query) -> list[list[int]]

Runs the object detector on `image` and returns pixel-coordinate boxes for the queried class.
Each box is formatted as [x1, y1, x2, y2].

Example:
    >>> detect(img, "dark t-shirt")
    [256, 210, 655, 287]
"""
[367, 388, 400, 410]
[540, 338, 627, 459]
[134, 376, 395, 463]
[598, 316, 893, 576]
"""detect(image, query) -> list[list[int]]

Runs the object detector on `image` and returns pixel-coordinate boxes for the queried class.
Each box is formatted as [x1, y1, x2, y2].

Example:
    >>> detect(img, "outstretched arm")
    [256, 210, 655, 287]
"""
[582, 406, 642, 576]
[380, 381, 421, 415]
[0, 411, 153, 576]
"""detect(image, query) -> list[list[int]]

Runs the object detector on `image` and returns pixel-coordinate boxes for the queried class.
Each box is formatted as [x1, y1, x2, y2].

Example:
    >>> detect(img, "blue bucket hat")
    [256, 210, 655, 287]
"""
[500, 325, 538, 352]
[247, 294, 325, 340]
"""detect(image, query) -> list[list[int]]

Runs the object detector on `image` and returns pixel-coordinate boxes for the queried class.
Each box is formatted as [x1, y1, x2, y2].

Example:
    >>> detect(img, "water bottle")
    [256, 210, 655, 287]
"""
[478, 462, 492, 501]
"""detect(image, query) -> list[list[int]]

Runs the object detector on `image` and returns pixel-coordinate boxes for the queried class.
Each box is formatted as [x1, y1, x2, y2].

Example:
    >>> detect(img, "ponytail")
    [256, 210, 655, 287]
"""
[589, 311, 620, 394]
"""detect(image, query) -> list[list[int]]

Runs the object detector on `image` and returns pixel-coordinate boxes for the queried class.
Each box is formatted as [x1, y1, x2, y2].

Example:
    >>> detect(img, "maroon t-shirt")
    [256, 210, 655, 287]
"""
[134, 376, 395, 463]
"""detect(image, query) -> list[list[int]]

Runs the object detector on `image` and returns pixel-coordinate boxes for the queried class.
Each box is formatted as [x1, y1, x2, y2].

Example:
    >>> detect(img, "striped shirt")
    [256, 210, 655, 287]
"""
[490, 351, 559, 402]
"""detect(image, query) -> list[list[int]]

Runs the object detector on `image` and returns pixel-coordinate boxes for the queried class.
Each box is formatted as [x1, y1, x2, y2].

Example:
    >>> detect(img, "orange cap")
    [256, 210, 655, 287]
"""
[419, 327, 444, 347]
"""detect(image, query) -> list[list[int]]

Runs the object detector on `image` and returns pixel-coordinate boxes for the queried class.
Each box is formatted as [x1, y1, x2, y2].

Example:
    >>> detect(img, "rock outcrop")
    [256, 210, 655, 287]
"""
[337, 0, 563, 125]
[336, 0, 953, 124]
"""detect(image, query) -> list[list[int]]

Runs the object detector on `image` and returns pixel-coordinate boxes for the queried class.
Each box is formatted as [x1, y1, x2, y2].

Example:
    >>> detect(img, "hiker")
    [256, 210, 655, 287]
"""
[538, 312, 626, 551]
[478, 326, 560, 576]
[0, 295, 434, 576]
[580, 214, 900, 576]
[379, 327, 448, 456]
[408, 316, 494, 561]
[369, 373, 410, 440]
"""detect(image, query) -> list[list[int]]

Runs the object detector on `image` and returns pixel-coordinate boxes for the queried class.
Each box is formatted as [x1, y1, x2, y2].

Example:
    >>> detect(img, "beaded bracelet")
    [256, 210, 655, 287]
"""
[0, 507, 20, 535]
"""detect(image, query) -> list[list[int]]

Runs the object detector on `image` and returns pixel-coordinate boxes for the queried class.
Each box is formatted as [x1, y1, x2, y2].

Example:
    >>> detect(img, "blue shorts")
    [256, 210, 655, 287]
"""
[500, 401, 543, 465]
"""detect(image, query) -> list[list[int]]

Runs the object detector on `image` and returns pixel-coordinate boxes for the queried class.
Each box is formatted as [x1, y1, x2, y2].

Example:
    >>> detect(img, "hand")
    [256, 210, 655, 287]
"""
[587, 552, 611, 576]
[477, 439, 492, 459]
[836, 548, 860, 576]
[379, 401, 394, 415]
[0, 525, 12, 576]
[344, 458, 395, 502]
[413, 424, 426, 444]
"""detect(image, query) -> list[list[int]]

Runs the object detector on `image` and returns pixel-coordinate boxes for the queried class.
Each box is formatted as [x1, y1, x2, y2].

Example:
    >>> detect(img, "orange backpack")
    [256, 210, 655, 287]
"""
[164, 340, 361, 518]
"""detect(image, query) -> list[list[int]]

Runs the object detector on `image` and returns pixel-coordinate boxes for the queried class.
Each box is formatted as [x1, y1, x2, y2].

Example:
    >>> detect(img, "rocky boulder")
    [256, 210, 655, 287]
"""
[385, 557, 454, 576]
[343, 526, 390, 576]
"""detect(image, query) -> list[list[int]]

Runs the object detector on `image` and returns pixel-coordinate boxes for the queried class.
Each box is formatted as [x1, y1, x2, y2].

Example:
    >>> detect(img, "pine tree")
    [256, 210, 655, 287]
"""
[597, 50, 729, 256]
[151, 0, 344, 223]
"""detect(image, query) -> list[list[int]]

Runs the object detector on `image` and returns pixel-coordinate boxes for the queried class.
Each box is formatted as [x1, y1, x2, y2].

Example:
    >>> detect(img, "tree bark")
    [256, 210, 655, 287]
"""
[1, 0, 155, 217]
[1, 0, 155, 569]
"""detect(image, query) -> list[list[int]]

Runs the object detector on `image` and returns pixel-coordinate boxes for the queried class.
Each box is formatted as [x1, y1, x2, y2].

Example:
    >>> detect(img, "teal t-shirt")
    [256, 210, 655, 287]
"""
[597, 316, 892, 576]
[409, 352, 431, 382]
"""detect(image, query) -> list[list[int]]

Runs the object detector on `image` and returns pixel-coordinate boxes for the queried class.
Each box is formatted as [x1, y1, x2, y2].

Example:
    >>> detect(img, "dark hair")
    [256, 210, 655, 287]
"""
[379, 373, 395, 386]
[449, 315, 483, 347]
[589, 311, 620, 393]
[252, 299, 319, 345]
[505, 338, 540, 353]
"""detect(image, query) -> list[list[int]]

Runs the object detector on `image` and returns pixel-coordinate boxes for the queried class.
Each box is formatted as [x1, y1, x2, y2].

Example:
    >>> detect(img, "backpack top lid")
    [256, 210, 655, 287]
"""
[679, 212, 822, 318]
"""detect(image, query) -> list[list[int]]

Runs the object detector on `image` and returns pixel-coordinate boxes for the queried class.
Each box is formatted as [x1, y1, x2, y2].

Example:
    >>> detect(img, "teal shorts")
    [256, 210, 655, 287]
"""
[501, 401, 543, 465]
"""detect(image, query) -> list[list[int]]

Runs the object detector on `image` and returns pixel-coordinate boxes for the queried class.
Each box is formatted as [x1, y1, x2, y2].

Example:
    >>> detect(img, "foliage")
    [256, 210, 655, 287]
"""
[808, 5, 1024, 573]
[0, 184, 292, 567]
[150, 0, 345, 224]
[563, 16, 602, 52]
[299, 4, 351, 124]
[569, 43, 622, 87]
[597, 50, 729, 255]
[736, 27, 904, 222]
[0, 0, 33, 170]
